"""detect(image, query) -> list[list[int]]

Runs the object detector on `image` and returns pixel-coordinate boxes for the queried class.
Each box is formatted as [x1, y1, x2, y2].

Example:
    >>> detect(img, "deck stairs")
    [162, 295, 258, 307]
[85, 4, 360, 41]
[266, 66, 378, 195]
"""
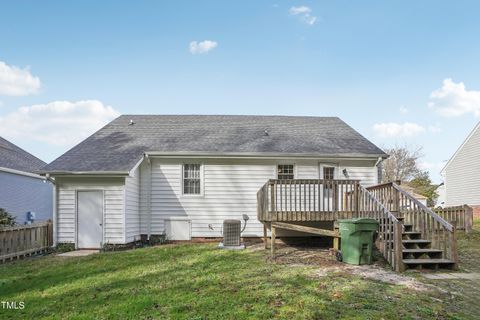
[396, 216, 455, 269]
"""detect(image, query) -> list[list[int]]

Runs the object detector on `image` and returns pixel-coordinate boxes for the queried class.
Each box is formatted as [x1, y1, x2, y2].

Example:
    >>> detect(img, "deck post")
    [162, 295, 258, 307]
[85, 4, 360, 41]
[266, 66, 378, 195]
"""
[263, 224, 268, 249]
[394, 221, 405, 272]
[450, 220, 459, 270]
[465, 205, 473, 234]
[333, 222, 340, 251]
[354, 181, 360, 215]
[270, 224, 276, 256]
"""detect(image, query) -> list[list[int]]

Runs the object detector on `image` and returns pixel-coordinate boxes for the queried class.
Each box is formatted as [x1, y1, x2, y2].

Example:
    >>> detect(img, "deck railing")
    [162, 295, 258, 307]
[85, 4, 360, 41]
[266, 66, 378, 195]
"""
[0, 220, 53, 262]
[367, 182, 457, 266]
[434, 205, 473, 233]
[257, 179, 360, 222]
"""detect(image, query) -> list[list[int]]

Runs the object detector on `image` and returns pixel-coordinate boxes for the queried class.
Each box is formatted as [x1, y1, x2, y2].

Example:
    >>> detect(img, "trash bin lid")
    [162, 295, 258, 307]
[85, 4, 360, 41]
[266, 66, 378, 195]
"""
[338, 218, 378, 224]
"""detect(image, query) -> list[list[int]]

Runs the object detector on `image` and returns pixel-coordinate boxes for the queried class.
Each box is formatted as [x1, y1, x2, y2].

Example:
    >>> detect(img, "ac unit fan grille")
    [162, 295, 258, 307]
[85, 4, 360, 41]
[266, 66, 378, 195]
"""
[223, 220, 241, 246]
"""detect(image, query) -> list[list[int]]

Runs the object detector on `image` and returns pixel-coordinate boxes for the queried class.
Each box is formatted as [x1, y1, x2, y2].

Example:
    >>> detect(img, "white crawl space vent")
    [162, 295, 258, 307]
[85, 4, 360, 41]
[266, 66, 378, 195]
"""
[165, 217, 191, 240]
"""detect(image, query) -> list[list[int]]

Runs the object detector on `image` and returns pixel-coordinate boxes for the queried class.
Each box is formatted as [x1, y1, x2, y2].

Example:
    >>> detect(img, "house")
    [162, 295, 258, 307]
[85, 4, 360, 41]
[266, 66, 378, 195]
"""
[398, 184, 428, 207]
[441, 121, 480, 215]
[42, 115, 387, 249]
[0, 137, 53, 224]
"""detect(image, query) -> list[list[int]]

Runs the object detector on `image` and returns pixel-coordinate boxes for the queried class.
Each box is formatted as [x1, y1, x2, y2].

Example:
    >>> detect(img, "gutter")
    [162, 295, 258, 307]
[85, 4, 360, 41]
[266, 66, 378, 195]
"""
[144, 151, 387, 160]
[41, 171, 130, 176]
[0, 166, 48, 180]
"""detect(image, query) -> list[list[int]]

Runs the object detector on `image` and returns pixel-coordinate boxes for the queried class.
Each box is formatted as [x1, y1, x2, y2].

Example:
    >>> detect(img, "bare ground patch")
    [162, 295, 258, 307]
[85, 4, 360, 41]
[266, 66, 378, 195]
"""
[248, 242, 430, 291]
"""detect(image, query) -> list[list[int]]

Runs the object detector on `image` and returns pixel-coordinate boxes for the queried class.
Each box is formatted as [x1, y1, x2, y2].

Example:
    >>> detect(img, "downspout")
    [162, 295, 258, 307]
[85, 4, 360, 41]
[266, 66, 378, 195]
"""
[145, 154, 152, 240]
[46, 173, 57, 247]
[374, 157, 384, 184]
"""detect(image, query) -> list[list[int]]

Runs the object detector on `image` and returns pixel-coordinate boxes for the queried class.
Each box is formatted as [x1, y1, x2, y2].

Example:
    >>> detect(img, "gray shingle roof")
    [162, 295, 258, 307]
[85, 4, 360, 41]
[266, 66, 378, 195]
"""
[0, 137, 46, 173]
[43, 115, 387, 174]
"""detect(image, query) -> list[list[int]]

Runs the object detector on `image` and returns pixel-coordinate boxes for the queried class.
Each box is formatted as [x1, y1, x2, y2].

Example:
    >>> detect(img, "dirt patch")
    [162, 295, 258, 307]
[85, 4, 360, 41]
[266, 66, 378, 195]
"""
[249, 242, 429, 291]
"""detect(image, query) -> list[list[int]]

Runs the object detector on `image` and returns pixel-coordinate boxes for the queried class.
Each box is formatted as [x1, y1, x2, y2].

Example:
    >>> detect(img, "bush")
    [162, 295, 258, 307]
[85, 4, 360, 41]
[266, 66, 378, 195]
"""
[55, 243, 75, 253]
[0, 208, 16, 226]
[149, 234, 167, 245]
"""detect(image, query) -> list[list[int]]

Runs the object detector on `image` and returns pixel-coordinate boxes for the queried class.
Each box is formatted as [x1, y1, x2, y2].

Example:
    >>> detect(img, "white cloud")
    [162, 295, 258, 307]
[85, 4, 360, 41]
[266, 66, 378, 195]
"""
[0, 100, 120, 147]
[399, 106, 409, 115]
[189, 40, 218, 54]
[373, 122, 426, 138]
[0, 61, 41, 96]
[428, 124, 442, 133]
[289, 6, 317, 25]
[290, 6, 311, 15]
[429, 78, 480, 117]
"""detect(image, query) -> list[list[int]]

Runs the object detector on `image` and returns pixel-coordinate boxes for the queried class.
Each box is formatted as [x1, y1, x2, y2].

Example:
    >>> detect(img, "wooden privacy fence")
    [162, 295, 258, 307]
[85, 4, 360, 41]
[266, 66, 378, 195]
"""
[0, 220, 53, 262]
[434, 205, 473, 233]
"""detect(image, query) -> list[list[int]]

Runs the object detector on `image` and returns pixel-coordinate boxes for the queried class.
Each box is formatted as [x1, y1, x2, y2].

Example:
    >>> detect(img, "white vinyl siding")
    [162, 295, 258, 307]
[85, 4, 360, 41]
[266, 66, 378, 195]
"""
[444, 124, 480, 206]
[140, 158, 378, 237]
[125, 167, 141, 242]
[55, 157, 379, 244]
[57, 189, 75, 243]
[55, 177, 126, 245]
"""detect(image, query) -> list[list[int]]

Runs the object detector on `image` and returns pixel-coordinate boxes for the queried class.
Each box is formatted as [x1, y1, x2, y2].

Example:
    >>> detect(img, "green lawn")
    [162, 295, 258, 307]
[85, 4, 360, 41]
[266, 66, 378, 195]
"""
[419, 218, 480, 319]
[0, 241, 458, 320]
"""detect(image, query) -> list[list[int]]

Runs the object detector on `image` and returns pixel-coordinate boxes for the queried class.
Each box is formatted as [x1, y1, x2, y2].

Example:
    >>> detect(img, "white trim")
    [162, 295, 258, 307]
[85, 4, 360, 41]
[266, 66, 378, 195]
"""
[319, 162, 339, 179]
[0, 166, 46, 179]
[146, 151, 384, 160]
[129, 156, 145, 177]
[123, 183, 127, 244]
[441, 121, 480, 174]
[46, 172, 129, 177]
[53, 185, 58, 246]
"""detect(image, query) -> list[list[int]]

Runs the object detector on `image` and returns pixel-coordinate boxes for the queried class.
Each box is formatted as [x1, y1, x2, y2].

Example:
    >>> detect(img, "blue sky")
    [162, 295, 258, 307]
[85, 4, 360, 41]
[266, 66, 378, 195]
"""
[1, 1, 480, 182]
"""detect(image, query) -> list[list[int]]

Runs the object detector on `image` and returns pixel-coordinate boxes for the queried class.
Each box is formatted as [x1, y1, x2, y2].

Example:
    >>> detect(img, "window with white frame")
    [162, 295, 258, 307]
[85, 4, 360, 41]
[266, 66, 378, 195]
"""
[183, 164, 201, 195]
[277, 164, 294, 180]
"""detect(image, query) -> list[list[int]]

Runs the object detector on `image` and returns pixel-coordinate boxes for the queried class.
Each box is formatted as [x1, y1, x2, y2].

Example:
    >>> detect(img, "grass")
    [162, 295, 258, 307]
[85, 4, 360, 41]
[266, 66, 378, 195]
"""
[0, 242, 458, 320]
[8, 218, 480, 320]
[418, 218, 480, 319]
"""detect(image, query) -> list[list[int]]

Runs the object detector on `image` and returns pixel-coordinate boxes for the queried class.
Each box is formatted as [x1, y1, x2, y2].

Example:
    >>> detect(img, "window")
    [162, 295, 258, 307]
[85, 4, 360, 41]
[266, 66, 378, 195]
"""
[323, 167, 335, 180]
[183, 164, 201, 195]
[277, 164, 294, 180]
[323, 167, 335, 198]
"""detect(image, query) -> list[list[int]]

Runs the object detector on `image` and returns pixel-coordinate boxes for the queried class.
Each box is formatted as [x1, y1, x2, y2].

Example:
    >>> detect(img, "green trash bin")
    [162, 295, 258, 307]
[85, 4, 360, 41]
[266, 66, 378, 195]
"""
[339, 218, 378, 265]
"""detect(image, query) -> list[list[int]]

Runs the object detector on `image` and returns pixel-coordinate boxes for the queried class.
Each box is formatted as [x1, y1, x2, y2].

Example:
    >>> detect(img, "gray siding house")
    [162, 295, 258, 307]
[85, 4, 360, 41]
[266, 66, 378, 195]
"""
[0, 137, 53, 224]
[42, 115, 387, 249]
[441, 121, 480, 212]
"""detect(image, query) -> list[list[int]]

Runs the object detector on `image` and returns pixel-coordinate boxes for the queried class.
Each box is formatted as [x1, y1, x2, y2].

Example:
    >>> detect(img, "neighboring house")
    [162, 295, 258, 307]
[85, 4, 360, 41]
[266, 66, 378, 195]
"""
[0, 137, 53, 224]
[399, 184, 428, 207]
[435, 183, 446, 208]
[441, 121, 480, 214]
[42, 115, 387, 249]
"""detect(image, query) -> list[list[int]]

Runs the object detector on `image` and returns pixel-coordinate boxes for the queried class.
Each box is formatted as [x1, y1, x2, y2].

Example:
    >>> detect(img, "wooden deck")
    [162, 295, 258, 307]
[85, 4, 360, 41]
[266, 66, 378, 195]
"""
[257, 179, 458, 272]
[256, 179, 361, 222]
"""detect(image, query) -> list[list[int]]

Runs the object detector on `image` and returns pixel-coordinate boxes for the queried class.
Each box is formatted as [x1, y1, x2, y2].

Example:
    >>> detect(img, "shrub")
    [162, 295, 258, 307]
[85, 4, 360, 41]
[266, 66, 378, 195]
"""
[56, 243, 75, 253]
[0, 208, 16, 227]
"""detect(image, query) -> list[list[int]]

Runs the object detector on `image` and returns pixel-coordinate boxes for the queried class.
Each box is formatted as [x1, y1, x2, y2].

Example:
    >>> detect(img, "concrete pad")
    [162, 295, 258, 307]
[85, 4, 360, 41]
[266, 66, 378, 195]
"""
[423, 273, 480, 280]
[57, 250, 99, 257]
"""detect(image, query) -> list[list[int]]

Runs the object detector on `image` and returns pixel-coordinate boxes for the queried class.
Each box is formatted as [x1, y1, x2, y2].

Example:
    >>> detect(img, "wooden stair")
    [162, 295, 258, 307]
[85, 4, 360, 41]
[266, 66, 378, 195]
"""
[399, 221, 455, 270]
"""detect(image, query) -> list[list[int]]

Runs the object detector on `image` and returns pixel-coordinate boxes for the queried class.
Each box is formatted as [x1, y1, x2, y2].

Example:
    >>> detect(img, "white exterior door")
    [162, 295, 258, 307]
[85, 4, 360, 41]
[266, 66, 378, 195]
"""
[77, 191, 103, 249]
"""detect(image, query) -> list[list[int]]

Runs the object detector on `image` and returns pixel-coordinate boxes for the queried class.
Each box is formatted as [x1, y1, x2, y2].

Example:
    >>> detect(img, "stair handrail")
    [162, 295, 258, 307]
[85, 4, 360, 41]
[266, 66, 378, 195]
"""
[358, 185, 399, 223]
[358, 184, 405, 271]
[391, 183, 453, 232]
